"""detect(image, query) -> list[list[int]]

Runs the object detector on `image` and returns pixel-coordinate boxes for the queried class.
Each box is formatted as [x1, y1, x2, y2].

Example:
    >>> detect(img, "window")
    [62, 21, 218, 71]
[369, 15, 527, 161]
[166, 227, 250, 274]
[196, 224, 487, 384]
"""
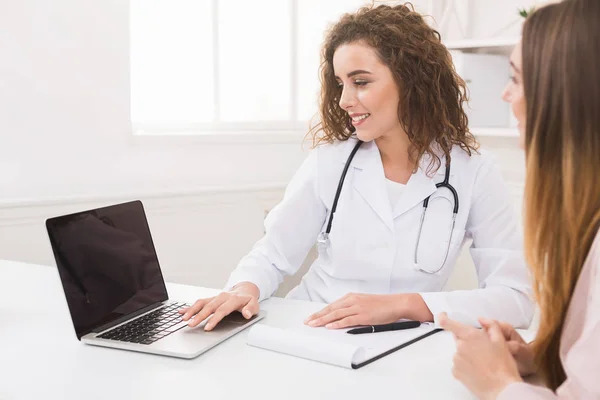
[129, 0, 371, 135]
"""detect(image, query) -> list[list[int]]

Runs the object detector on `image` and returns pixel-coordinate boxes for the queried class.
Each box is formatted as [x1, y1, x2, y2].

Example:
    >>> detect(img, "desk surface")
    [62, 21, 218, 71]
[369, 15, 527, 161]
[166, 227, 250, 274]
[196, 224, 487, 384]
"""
[1, 260, 476, 400]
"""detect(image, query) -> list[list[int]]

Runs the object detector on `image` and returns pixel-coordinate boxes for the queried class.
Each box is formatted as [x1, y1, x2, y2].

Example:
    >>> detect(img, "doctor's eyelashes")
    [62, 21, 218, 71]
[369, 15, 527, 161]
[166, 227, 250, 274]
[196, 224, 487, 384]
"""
[335, 80, 372, 88]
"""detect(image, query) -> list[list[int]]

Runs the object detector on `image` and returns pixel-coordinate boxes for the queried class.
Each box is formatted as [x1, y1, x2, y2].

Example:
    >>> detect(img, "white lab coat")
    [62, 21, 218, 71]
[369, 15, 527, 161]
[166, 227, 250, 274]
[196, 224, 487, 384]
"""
[225, 138, 534, 328]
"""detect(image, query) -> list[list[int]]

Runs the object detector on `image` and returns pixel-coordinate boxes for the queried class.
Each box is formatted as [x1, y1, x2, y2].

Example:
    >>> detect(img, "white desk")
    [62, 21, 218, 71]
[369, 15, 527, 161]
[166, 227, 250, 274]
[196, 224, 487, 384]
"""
[0, 260, 476, 400]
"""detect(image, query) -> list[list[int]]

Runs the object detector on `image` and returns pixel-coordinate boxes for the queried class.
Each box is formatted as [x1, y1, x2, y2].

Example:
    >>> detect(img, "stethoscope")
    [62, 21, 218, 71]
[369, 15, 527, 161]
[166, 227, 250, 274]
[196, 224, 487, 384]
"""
[317, 140, 460, 274]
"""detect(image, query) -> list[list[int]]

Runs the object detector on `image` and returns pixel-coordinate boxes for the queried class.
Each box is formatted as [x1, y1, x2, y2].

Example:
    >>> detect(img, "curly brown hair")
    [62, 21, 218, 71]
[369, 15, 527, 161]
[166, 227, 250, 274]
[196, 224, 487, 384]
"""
[308, 2, 478, 175]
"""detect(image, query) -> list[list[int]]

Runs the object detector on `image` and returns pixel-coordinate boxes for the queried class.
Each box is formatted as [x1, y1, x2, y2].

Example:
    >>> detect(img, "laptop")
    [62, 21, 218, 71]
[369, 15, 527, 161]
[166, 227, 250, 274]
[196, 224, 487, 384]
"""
[46, 200, 264, 359]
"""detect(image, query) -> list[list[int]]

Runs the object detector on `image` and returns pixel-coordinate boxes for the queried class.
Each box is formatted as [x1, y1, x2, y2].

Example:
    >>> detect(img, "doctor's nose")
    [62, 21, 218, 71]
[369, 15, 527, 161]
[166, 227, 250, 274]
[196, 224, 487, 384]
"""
[338, 87, 356, 110]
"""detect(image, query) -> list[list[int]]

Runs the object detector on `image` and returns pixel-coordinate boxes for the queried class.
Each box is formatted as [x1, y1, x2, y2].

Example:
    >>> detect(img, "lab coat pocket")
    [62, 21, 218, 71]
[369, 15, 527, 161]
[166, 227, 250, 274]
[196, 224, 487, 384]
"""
[326, 228, 384, 281]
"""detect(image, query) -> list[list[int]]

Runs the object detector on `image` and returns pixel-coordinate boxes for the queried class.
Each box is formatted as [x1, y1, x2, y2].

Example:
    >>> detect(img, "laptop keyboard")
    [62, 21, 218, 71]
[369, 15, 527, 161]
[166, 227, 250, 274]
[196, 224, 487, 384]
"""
[97, 302, 191, 345]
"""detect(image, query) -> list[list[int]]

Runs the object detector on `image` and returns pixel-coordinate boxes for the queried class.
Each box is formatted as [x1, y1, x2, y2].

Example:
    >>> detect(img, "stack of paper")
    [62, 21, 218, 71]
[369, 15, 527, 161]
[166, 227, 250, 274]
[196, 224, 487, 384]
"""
[246, 322, 439, 369]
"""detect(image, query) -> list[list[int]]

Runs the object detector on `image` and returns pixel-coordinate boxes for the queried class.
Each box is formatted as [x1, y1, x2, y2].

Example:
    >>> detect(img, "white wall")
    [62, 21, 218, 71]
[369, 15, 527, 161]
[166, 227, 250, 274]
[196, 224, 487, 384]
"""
[0, 0, 528, 296]
[0, 0, 309, 202]
[0, 0, 535, 201]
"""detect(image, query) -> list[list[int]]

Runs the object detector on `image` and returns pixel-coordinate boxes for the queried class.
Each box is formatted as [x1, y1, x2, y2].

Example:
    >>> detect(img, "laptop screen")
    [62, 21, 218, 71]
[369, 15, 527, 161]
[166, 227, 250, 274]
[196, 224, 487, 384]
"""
[46, 200, 169, 340]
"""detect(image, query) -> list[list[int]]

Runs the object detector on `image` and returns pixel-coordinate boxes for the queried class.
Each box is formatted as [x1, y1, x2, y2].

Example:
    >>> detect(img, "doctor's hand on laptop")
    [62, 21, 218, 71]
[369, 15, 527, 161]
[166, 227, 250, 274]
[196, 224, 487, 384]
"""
[179, 282, 260, 331]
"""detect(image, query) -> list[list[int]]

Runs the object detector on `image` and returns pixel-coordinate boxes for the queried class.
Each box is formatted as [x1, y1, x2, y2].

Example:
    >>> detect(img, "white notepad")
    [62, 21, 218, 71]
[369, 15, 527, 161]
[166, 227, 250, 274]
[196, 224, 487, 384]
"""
[246, 322, 440, 369]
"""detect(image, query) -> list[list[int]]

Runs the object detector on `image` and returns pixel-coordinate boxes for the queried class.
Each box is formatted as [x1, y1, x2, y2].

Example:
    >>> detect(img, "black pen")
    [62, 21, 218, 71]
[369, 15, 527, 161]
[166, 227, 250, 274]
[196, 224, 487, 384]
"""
[346, 320, 421, 334]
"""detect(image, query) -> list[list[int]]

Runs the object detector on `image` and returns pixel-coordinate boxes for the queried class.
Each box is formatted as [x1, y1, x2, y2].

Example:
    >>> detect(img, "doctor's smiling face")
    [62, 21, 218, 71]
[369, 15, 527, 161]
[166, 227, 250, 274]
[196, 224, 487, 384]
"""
[333, 41, 402, 143]
[312, 4, 476, 173]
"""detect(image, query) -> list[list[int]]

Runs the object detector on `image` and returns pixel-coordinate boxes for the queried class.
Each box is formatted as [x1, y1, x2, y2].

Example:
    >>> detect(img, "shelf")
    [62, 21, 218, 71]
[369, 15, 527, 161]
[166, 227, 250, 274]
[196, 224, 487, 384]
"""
[444, 36, 520, 53]
[471, 127, 519, 137]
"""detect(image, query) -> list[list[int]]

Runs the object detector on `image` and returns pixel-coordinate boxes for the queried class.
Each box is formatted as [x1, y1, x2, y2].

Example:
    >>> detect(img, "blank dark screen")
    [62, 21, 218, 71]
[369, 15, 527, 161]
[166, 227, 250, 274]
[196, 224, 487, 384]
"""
[47, 201, 168, 339]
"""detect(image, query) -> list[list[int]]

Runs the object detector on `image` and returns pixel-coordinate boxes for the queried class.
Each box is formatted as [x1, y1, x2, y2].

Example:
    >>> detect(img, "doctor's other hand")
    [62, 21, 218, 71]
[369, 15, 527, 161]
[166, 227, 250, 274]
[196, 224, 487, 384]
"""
[179, 282, 260, 331]
[438, 313, 522, 400]
[304, 293, 432, 329]
[478, 317, 536, 377]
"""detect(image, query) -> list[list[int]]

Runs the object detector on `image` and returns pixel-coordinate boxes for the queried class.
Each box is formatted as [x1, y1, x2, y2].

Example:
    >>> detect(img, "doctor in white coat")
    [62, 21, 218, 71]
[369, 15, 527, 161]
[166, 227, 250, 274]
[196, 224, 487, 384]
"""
[181, 4, 534, 331]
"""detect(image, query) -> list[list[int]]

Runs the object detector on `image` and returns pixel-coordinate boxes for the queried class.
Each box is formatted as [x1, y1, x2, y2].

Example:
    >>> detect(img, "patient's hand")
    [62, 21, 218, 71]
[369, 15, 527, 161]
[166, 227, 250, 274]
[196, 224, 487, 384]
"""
[303, 293, 404, 329]
[479, 318, 536, 377]
[179, 282, 260, 331]
[438, 313, 522, 399]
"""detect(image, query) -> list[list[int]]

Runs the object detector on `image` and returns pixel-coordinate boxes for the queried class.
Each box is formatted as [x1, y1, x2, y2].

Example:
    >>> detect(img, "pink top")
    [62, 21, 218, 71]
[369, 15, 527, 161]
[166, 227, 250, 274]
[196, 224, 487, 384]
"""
[498, 229, 600, 399]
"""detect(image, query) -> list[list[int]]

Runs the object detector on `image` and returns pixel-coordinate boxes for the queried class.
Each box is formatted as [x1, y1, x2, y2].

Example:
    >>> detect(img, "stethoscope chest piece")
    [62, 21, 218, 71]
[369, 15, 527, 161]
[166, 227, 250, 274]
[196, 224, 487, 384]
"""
[317, 231, 330, 247]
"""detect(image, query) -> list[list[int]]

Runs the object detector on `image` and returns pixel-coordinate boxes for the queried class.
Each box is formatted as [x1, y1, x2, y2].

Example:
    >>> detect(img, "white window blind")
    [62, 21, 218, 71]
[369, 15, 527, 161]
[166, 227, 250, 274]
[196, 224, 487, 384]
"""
[130, 0, 373, 135]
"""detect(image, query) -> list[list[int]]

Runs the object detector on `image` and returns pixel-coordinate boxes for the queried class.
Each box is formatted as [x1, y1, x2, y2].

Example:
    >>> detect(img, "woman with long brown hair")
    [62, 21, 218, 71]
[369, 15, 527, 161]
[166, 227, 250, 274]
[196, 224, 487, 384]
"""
[440, 0, 600, 397]
[181, 3, 533, 333]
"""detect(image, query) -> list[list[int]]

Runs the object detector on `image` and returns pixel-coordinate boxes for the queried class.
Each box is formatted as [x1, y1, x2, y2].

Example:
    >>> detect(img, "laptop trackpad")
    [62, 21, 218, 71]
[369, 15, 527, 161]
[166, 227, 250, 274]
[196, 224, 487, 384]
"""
[151, 311, 262, 356]
[180, 312, 258, 337]
[218, 312, 260, 325]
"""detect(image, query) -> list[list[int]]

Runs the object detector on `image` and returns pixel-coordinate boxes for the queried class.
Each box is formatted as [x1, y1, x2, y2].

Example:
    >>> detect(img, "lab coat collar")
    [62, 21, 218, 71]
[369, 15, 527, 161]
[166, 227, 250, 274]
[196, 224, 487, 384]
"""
[392, 163, 437, 219]
[349, 141, 395, 232]
[346, 140, 451, 230]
